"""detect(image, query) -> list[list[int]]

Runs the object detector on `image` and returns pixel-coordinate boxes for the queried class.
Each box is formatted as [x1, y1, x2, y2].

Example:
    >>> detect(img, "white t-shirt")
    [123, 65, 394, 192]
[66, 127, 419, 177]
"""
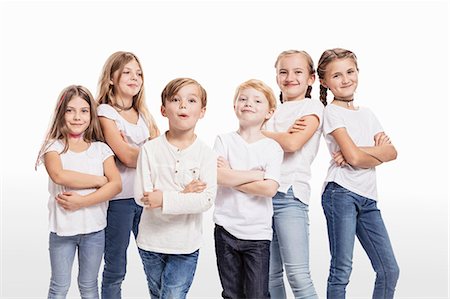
[97, 104, 150, 200]
[43, 140, 114, 236]
[134, 133, 217, 254]
[265, 98, 323, 204]
[213, 132, 283, 241]
[322, 104, 384, 200]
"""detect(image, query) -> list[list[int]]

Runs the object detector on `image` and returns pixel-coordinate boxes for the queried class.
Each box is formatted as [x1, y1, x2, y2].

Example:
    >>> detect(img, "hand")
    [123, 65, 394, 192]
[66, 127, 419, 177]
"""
[182, 179, 207, 193]
[96, 176, 108, 188]
[374, 132, 391, 146]
[217, 157, 231, 169]
[288, 118, 307, 133]
[141, 189, 163, 209]
[332, 151, 348, 167]
[56, 191, 85, 211]
[119, 130, 129, 144]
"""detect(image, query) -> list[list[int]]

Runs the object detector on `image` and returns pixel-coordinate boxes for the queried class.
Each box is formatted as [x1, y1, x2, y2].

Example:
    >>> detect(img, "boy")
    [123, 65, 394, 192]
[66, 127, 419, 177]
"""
[134, 78, 217, 299]
[213, 79, 283, 299]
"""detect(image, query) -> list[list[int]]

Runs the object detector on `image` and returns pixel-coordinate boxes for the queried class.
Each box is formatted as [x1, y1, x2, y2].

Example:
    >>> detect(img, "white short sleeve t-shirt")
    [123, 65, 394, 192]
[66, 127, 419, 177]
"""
[322, 104, 384, 200]
[44, 140, 114, 236]
[213, 132, 283, 241]
[265, 98, 324, 204]
[97, 104, 150, 200]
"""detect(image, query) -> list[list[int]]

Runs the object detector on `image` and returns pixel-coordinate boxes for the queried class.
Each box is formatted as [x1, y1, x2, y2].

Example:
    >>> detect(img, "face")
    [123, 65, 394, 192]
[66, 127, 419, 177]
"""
[64, 96, 91, 136]
[276, 54, 315, 101]
[111, 59, 143, 100]
[321, 58, 358, 101]
[161, 84, 206, 132]
[234, 88, 273, 127]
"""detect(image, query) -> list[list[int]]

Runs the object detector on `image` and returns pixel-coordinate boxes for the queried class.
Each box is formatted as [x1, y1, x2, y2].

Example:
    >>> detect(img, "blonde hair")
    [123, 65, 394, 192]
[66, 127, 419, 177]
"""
[233, 79, 277, 111]
[97, 51, 159, 138]
[161, 78, 207, 108]
[274, 50, 315, 102]
[35, 85, 103, 170]
[317, 48, 358, 106]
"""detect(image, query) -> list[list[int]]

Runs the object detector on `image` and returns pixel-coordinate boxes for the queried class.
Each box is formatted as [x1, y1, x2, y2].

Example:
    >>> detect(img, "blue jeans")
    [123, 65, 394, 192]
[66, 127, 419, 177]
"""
[270, 187, 318, 299]
[101, 198, 143, 299]
[48, 230, 104, 299]
[138, 248, 199, 299]
[322, 182, 400, 299]
[214, 225, 270, 299]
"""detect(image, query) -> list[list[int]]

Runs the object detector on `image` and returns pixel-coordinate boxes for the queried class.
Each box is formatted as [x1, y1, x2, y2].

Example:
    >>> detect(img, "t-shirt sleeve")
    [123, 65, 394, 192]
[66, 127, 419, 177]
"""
[213, 135, 226, 158]
[369, 109, 384, 135]
[40, 140, 64, 164]
[302, 99, 324, 127]
[263, 141, 283, 185]
[323, 106, 345, 136]
[98, 142, 115, 162]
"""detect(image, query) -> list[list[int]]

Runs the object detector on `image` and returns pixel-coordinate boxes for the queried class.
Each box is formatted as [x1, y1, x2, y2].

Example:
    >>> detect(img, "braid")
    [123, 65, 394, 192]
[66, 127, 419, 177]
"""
[279, 92, 283, 103]
[305, 86, 312, 99]
[319, 84, 328, 106]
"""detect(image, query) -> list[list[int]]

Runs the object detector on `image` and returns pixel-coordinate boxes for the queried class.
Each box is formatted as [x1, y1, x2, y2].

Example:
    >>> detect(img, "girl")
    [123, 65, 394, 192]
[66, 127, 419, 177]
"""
[36, 85, 121, 298]
[263, 50, 322, 299]
[96, 51, 159, 298]
[318, 48, 399, 298]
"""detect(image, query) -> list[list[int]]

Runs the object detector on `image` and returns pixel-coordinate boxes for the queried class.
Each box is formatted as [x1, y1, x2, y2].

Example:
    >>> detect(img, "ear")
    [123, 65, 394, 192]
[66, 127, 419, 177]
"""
[160, 105, 167, 117]
[265, 108, 275, 120]
[308, 74, 316, 86]
[320, 78, 328, 89]
[199, 106, 206, 119]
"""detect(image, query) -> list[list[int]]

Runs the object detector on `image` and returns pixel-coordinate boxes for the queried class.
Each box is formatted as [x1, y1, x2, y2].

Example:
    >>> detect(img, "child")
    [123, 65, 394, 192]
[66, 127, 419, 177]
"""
[213, 79, 283, 299]
[134, 78, 217, 299]
[317, 48, 399, 298]
[36, 85, 122, 298]
[96, 51, 159, 298]
[262, 50, 323, 299]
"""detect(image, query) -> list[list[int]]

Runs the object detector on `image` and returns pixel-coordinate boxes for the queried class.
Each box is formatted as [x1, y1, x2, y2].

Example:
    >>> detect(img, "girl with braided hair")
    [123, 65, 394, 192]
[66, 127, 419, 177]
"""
[262, 50, 323, 299]
[318, 48, 399, 298]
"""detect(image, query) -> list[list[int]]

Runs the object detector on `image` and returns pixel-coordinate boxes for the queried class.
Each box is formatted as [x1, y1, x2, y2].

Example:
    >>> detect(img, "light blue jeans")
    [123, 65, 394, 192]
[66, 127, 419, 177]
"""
[269, 187, 318, 299]
[48, 230, 104, 299]
[322, 182, 399, 299]
[138, 248, 199, 299]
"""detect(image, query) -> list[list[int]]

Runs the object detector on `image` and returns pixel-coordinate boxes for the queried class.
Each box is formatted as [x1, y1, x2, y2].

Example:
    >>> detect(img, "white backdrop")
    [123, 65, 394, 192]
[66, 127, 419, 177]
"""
[0, 1, 448, 298]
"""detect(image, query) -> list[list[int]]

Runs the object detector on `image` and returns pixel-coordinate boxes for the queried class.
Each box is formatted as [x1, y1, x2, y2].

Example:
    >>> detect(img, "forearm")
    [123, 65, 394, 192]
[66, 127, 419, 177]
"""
[360, 144, 398, 163]
[262, 131, 303, 153]
[162, 186, 216, 214]
[344, 148, 383, 168]
[52, 170, 106, 189]
[217, 169, 264, 187]
[115, 145, 139, 168]
[81, 180, 122, 207]
[235, 180, 279, 197]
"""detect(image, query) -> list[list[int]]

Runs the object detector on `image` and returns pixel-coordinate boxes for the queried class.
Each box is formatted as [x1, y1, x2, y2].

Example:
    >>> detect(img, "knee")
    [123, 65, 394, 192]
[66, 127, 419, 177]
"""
[48, 280, 70, 297]
[377, 264, 400, 286]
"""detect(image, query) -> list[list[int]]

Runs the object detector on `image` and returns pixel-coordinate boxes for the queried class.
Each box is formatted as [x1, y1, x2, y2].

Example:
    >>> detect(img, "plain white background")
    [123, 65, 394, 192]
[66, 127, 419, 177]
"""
[0, 1, 448, 298]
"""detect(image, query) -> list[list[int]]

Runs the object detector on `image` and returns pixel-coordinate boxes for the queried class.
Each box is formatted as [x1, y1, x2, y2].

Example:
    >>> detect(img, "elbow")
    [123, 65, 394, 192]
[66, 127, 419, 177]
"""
[283, 141, 300, 153]
[112, 180, 122, 196]
[264, 183, 279, 198]
[50, 171, 66, 186]
[117, 155, 136, 168]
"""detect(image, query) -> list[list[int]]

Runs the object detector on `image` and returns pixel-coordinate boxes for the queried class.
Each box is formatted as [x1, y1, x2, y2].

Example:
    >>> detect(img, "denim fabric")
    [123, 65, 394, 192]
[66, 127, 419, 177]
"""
[269, 187, 318, 299]
[48, 230, 104, 299]
[214, 225, 270, 299]
[101, 198, 143, 299]
[138, 248, 199, 299]
[322, 182, 399, 299]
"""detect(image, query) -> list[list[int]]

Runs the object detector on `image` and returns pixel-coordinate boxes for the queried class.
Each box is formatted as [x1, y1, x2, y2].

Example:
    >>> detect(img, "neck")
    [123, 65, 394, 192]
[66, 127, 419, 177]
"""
[237, 124, 264, 143]
[332, 97, 355, 109]
[68, 133, 83, 139]
[283, 96, 306, 103]
[114, 97, 134, 111]
[165, 130, 196, 150]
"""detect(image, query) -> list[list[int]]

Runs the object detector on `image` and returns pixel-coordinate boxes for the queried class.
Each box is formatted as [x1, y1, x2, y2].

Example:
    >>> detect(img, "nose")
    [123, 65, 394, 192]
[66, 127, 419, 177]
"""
[179, 99, 187, 109]
[342, 74, 350, 84]
[73, 111, 81, 120]
[131, 71, 138, 81]
[286, 71, 295, 82]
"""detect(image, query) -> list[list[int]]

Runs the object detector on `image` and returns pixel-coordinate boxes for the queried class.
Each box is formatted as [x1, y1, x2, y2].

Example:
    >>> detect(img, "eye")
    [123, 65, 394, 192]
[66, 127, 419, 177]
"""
[171, 98, 179, 102]
[122, 71, 130, 75]
[295, 70, 303, 74]
[65, 108, 73, 113]
[81, 108, 90, 113]
[188, 98, 197, 103]
[279, 70, 287, 75]
[256, 99, 262, 103]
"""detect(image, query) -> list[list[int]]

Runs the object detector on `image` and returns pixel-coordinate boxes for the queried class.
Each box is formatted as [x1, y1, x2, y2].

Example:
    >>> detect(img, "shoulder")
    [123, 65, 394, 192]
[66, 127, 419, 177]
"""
[307, 98, 325, 111]
[262, 137, 284, 154]
[91, 141, 115, 159]
[97, 104, 119, 119]
[196, 138, 217, 161]
[45, 139, 64, 153]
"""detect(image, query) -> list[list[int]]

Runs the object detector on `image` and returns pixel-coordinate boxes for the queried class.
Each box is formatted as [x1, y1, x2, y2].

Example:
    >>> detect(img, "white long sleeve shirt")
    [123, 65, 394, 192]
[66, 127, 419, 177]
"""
[134, 133, 217, 254]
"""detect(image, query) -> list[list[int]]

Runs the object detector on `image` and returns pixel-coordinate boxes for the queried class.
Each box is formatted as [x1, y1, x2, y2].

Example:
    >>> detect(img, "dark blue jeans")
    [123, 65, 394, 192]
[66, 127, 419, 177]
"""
[214, 225, 270, 299]
[138, 248, 199, 299]
[322, 182, 399, 299]
[101, 198, 143, 299]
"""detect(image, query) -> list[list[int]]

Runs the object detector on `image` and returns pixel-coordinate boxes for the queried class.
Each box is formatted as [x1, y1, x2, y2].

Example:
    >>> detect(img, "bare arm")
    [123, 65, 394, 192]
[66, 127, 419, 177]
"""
[56, 156, 122, 210]
[331, 128, 383, 168]
[99, 116, 140, 168]
[262, 115, 319, 152]
[235, 179, 279, 197]
[44, 151, 107, 188]
[360, 132, 398, 162]
[216, 156, 264, 187]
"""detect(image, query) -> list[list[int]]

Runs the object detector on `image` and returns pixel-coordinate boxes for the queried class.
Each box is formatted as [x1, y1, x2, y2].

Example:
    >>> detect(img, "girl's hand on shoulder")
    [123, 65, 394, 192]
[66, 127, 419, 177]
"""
[182, 179, 207, 193]
[56, 191, 85, 211]
[332, 151, 348, 167]
[119, 130, 129, 144]
[287, 118, 307, 133]
[374, 132, 391, 146]
[217, 157, 231, 169]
